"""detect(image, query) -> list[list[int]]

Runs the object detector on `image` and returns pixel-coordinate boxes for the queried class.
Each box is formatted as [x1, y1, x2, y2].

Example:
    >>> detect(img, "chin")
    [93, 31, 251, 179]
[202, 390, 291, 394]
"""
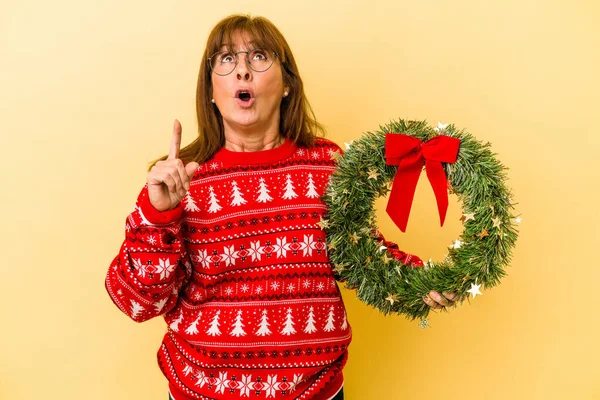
[226, 114, 260, 128]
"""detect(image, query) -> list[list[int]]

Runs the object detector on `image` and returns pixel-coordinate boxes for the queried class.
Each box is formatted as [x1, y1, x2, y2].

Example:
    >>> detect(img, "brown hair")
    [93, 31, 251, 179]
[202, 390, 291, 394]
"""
[149, 14, 325, 170]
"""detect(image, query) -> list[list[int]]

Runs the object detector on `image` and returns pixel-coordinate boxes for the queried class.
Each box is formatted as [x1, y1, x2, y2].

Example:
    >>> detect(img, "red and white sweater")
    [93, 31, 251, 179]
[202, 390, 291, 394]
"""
[105, 137, 351, 399]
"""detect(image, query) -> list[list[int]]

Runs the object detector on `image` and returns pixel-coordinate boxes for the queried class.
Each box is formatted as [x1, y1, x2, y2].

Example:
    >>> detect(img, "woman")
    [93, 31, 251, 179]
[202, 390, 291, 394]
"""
[105, 14, 459, 400]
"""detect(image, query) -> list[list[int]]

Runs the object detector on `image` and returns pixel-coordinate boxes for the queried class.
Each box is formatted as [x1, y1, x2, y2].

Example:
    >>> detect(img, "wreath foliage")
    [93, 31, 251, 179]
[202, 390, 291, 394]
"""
[324, 119, 519, 320]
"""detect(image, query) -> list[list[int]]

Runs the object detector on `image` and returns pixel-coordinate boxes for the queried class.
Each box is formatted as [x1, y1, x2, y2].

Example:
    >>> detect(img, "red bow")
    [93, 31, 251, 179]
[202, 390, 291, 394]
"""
[385, 133, 460, 232]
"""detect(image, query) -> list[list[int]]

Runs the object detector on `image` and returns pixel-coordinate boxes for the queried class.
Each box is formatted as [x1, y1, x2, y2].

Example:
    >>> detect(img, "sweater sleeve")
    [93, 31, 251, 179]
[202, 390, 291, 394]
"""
[105, 184, 192, 322]
[373, 231, 424, 267]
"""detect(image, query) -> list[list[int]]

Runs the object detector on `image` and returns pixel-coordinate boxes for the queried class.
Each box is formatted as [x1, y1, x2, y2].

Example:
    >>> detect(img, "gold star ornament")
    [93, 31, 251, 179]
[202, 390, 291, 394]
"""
[367, 168, 379, 180]
[386, 293, 398, 305]
[478, 229, 489, 239]
[316, 216, 329, 230]
[460, 213, 475, 223]
[333, 263, 346, 273]
[417, 318, 430, 329]
[348, 232, 361, 243]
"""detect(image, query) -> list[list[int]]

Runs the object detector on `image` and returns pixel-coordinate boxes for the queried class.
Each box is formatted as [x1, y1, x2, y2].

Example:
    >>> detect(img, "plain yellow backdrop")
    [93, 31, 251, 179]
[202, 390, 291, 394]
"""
[2, 0, 599, 399]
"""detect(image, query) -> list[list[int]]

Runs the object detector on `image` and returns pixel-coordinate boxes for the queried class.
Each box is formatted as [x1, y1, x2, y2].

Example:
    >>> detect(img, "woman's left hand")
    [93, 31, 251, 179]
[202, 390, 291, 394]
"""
[423, 291, 461, 310]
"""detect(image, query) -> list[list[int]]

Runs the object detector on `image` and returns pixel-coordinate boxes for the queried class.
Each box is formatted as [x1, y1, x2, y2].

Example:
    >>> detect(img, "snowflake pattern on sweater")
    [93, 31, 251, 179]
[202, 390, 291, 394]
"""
[106, 138, 350, 399]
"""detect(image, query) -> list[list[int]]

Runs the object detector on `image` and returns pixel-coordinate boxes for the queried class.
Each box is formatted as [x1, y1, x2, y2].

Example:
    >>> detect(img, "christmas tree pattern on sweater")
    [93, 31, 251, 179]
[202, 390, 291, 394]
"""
[105, 138, 350, 399]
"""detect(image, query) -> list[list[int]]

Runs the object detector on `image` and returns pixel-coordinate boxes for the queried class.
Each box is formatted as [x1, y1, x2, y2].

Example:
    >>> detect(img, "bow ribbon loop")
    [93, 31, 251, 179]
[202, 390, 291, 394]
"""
[385, 133, 460, 232]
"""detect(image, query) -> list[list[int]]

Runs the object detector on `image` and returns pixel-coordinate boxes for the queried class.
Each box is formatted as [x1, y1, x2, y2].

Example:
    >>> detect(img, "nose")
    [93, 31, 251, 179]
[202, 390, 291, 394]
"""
[235, 53, 252, 81]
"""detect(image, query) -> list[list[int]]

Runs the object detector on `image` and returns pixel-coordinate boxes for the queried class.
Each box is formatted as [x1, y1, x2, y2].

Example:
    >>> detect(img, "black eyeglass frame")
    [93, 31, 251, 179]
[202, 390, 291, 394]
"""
[208, 49, 279, 76]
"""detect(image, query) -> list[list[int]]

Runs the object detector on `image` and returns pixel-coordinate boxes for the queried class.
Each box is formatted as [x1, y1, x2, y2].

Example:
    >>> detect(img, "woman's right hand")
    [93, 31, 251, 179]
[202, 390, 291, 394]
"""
[147, 119, 199, 212]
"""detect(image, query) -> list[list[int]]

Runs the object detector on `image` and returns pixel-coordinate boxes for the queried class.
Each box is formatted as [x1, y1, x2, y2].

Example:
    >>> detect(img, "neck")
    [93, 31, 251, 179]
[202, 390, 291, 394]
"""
[224, 134, 283, 152]
[222, 116, 283, 152]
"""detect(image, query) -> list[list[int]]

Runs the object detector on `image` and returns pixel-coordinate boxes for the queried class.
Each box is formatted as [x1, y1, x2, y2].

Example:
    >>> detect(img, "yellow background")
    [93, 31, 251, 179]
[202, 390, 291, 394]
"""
[2, 0, 599, 399]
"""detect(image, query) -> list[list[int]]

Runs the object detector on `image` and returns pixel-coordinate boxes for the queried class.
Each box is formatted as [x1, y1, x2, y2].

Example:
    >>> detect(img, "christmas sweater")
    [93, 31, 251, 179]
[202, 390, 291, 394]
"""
[105, 137, 352, 400]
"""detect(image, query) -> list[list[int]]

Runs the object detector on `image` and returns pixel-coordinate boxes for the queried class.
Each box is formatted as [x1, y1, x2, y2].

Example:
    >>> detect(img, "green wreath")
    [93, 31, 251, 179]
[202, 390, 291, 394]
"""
[323, 119, 520, 321]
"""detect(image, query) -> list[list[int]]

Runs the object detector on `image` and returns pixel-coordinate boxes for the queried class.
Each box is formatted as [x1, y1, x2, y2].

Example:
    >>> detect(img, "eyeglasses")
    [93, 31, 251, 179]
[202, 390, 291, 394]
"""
[208, 48, 278, 76]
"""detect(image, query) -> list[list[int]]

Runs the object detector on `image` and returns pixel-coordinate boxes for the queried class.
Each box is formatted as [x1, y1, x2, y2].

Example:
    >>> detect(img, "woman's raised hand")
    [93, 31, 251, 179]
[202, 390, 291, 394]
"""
[147, 119, 199, 212]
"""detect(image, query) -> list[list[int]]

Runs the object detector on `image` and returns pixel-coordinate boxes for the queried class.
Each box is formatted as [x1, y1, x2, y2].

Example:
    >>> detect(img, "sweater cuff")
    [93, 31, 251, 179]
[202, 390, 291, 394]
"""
[138, 186, 184, 225]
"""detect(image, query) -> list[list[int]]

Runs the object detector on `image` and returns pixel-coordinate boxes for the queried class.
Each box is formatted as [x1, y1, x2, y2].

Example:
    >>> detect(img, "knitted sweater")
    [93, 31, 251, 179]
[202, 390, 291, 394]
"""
[105, 137, 352, 400]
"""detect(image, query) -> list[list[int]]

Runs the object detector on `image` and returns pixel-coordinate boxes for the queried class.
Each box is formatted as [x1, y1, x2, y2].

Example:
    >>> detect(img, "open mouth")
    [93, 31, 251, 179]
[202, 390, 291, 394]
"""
[238, 91, 252, 101]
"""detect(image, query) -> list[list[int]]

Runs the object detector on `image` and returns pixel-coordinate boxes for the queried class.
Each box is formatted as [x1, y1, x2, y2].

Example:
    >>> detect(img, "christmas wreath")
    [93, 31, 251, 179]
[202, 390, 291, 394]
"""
[323, 119, 520, 321]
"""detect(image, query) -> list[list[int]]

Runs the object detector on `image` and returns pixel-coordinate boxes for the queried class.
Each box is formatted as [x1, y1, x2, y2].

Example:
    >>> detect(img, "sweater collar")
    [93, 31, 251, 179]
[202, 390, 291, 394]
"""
[212, 137, 296, 166]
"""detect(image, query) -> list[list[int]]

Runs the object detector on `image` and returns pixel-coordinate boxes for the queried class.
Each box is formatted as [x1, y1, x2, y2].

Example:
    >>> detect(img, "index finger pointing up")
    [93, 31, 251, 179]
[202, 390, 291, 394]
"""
[168, 119, 182, 160]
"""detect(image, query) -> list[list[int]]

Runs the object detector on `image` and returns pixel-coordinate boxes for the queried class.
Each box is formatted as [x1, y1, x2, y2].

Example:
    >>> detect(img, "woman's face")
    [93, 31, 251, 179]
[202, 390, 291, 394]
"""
[211, 31, 288, 135]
